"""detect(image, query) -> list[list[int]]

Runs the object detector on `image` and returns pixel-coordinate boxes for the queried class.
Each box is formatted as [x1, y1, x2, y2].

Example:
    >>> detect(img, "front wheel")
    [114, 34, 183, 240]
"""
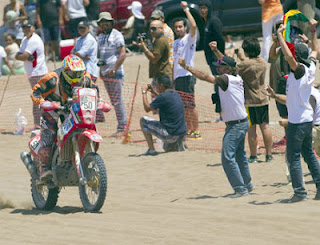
[79, 153, 107, 212]
[31, 174, 59, 210]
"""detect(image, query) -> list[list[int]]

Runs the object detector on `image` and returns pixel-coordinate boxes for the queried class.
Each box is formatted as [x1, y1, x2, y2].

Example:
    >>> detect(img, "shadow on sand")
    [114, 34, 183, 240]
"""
[10, 206, 98, 215]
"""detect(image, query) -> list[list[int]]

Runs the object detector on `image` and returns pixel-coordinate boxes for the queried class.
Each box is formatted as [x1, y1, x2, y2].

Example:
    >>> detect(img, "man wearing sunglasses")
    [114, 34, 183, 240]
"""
[97, 12, 127, 137]
[133, 19, 172, 88]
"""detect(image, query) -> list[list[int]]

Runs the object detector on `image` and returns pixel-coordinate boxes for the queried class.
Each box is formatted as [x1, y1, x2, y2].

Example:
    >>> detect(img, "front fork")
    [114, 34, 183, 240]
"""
[72, 135, 88, 185]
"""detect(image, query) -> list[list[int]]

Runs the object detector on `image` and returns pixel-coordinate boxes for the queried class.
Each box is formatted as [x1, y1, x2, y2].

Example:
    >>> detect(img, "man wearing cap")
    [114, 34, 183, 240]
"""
[178, 55, 254, 198]
[123, 1, 145, 46]
[72, 20, 98, 81]
[72, 20, 105, 122]
[97, 12, 127, 137]
[150, 10, 174, 68]
[16, 20, 48, 129]
[276, 19, 320, 203]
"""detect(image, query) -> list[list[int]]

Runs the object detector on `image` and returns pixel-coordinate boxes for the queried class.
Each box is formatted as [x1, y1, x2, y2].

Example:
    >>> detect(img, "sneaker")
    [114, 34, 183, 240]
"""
[141, 149, 158, 156]
[265, 155, 273, 162]
[247, 184, 255, 193]
[226, 192, 249, 198]
[314, 191, 320, 200]
[287, 194, 307, 203]
[187, 131, 202, 140]
[248, 156, 258, 163]
[272, 138, 287, 148]
[111, 131, 124, 138]
[40, 166, 53, 181]
[185, 131, 193, 138]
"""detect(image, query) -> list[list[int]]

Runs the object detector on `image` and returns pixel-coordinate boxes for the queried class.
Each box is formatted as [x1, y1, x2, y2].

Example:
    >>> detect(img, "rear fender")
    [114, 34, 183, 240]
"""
[77, 130, 102, 157]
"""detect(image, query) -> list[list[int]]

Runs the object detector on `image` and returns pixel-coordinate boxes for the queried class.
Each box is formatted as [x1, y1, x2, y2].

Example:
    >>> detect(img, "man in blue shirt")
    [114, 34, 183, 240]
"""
[140, 75, 186, 156]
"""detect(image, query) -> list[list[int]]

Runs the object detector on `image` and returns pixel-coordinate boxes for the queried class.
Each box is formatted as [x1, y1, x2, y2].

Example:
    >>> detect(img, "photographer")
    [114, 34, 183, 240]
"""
[97, 12, 127, 137]
[133, 20, 172, 87]
[140, 75, 186, 156]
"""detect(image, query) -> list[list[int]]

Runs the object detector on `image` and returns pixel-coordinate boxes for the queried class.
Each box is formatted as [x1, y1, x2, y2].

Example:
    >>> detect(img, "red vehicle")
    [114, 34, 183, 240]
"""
[60, 0, 161, 39]
[20, 87, 111, 212]
[100, 0, 161, 29]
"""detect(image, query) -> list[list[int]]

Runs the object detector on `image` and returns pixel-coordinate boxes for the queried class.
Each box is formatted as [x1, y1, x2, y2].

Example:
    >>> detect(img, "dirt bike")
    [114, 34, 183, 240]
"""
[20, 87, 111, 212]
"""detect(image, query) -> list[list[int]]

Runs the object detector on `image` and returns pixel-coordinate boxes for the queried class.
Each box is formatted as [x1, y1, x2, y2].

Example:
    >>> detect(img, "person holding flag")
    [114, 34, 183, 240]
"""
[276, 16, 320, 203]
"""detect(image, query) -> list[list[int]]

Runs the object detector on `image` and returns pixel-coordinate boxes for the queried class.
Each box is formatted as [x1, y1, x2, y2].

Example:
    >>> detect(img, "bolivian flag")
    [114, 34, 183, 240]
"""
[282, 10, 309, 57]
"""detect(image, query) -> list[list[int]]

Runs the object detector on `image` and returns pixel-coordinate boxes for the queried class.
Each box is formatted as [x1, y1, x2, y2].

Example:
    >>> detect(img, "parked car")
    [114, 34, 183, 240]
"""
[60, 0, 163, 39]
[154, 0, 320, 49]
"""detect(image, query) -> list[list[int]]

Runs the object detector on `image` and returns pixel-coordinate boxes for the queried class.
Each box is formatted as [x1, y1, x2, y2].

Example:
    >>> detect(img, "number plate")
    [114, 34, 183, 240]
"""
[80, 96, 96, 110]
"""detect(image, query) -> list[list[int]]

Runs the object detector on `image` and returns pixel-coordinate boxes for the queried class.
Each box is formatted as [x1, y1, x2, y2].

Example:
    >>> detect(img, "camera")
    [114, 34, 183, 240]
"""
[97, 60, 106, 67]
[136, 33, 147, 43]
[211, 93, 220, 105]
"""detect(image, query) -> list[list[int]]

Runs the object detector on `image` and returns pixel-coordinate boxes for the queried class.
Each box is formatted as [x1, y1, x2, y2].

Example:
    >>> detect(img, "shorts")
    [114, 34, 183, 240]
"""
[174, 76, 196, 109]
[41, 26, 61, 43]
[140, 116, 180, 144]
[276, 101, 288, 118]
[246, 105, 269, 126]
[69, 17, 87, 38]
[313, 125, 320, 156]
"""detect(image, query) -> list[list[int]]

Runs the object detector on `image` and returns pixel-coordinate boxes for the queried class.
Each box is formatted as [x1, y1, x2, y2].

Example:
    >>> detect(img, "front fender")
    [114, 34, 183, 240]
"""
[77, 130, 102, 157]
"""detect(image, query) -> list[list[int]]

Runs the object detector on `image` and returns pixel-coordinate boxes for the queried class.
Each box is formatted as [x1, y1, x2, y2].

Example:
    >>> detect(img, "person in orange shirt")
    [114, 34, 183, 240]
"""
[259, 0, 283, 61]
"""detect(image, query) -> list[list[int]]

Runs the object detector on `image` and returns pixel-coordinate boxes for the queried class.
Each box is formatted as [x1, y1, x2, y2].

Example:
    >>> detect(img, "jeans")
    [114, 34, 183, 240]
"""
[102, 74, 127, 131]
[221, 120, 253, 193]
[287, 122, 320, 197]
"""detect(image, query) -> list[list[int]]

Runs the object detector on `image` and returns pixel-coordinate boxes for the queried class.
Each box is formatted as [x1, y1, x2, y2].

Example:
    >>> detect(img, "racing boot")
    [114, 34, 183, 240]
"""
[38, 147, 53, 181]
[39, 163, 53, 181]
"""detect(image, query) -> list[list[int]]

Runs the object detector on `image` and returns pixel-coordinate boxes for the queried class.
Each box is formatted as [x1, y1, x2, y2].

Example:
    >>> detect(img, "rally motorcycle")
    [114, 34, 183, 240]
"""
[20, 87, 111, 212]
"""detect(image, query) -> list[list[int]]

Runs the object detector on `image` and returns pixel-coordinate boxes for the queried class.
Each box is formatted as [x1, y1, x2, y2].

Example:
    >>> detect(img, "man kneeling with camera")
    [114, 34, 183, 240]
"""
[140, 75, 186, 156]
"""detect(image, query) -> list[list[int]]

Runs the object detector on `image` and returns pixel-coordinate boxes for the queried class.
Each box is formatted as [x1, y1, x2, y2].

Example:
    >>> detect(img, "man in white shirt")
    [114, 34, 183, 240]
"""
[16, 20, 48, 128]
[179, 55, 254, 198]
[173, 1, 200, 139]
[72, 20, 104, 122]
[276, 19, 320, 203]
[97, 12, 127, 137]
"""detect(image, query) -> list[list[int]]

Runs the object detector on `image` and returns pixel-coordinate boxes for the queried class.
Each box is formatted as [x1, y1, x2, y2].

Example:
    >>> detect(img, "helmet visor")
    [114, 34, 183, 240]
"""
[65, 70, 84, 79]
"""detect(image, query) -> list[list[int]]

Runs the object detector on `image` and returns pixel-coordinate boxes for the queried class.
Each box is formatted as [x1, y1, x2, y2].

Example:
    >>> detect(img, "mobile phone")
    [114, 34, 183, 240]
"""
[234, 48, 239, 54]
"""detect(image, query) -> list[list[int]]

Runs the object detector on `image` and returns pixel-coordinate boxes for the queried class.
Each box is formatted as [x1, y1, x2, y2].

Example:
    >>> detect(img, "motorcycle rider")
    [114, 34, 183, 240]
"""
[31, 54, 109, 181]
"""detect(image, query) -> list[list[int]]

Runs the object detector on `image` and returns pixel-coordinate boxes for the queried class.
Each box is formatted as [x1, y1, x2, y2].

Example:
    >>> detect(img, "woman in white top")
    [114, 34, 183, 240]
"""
[1, 34, 25, 75]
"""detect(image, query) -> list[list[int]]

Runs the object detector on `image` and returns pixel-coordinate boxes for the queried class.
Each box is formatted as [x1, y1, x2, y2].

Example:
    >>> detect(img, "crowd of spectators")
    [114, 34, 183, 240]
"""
[1, 0, 320, 201]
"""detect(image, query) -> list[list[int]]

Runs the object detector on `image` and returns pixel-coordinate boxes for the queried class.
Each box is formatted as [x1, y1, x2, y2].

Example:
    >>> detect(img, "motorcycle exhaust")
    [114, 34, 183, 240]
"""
[20, 152, 35, 176]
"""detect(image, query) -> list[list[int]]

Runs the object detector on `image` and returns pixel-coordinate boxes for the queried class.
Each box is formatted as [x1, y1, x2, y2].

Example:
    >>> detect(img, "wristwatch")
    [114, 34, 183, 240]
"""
[111, 70, 116, 74]
[142, 91, 147, 94]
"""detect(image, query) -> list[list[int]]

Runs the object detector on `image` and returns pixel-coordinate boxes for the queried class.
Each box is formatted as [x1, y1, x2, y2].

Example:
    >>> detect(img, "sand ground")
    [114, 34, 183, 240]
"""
[0, 50, 320, 244]
[1, 3, 320, 245]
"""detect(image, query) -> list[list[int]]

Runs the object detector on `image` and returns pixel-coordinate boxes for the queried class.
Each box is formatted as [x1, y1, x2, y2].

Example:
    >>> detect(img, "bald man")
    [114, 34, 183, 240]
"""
[133, 20, 172, 87]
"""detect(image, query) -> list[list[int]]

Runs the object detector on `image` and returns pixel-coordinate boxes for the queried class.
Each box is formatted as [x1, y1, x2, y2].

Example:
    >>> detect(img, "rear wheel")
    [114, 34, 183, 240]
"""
[79, 153, 107, 212]
[31, 174, 59, 210]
